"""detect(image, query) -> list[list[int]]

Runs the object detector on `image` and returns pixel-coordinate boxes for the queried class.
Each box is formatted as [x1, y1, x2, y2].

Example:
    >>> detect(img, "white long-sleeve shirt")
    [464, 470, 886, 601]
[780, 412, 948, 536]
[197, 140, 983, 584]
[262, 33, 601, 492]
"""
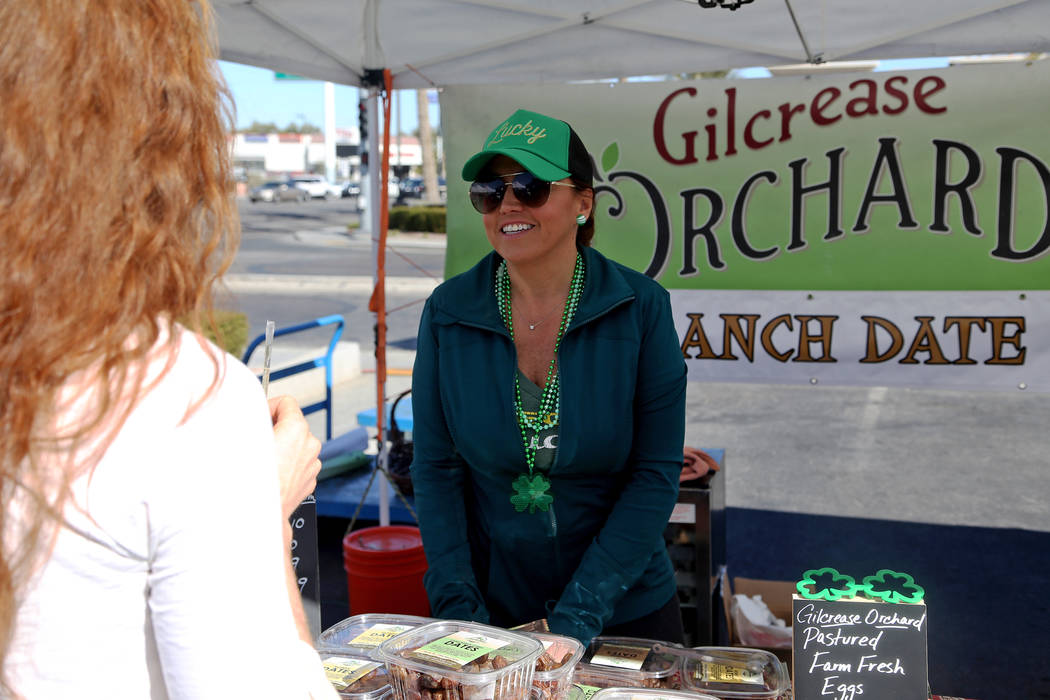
[8, 327, 337, 699]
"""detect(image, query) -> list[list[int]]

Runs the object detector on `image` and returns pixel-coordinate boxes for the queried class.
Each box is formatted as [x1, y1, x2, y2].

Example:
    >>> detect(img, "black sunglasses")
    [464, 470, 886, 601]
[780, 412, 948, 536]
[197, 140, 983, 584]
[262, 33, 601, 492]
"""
[469, 171, 578, 214]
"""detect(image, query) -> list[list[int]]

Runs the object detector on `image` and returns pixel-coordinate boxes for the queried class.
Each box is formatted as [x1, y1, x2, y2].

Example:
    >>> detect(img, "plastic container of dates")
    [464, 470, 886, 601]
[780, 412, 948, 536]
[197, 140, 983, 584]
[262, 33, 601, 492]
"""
[590, 688, 721, 700]
[572, 637, 682, 690]
[677, 647, 789, 699]
[317, 647, 394, 700]
[375, 620, 544, 700]
[318, 614, 432, 658]
[520, 631, 585, 700]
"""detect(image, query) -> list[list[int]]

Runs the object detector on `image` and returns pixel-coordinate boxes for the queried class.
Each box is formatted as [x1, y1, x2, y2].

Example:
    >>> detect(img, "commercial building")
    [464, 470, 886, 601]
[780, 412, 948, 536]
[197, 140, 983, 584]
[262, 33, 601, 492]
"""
[231, 128, 425, 184]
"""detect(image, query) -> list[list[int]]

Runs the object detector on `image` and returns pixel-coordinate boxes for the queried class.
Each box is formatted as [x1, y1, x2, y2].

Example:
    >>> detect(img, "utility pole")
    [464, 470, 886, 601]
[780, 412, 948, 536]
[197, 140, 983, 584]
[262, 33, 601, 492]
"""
[395, 90, 402, 181]
[417, 89, 441, 204]
[324, 81, 336, 183]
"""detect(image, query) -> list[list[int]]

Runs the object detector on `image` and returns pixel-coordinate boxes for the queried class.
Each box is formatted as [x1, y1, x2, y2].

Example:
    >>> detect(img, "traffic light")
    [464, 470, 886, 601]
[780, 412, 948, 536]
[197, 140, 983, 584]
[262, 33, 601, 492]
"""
[358, 98, 368, 145]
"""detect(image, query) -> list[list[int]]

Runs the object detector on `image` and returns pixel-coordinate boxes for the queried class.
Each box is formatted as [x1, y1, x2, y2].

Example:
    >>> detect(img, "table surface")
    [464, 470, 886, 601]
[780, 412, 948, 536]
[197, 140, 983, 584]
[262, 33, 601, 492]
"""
[356, 396, 413, 433]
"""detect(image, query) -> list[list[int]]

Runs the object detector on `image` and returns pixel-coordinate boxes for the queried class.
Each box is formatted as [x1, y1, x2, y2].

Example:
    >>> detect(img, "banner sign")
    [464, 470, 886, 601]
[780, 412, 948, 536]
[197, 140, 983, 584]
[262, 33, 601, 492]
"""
[441, 62, 1050, 391]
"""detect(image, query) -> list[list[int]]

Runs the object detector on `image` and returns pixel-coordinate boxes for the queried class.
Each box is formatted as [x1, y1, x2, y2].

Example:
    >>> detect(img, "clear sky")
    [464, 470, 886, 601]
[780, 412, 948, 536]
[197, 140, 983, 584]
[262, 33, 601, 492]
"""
[218, 60, 439, 133]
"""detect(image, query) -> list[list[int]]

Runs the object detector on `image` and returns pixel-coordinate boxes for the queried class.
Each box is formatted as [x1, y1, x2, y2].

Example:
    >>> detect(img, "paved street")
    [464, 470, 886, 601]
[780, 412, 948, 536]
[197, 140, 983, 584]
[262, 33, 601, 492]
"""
[222, 195, 1050, 698]
[226, 196, 442, 348]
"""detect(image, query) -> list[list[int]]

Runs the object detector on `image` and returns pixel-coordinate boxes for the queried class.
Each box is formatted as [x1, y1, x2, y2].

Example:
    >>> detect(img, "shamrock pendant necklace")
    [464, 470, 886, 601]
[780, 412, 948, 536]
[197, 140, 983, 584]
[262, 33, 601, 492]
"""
[496, 252, 585, 514]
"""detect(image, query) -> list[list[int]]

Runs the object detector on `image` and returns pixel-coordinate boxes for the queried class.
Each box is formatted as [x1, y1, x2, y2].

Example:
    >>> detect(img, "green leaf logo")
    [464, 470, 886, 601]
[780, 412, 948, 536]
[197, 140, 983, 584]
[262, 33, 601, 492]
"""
[601, 143, 620, 172]
[797, 567, 859, 601]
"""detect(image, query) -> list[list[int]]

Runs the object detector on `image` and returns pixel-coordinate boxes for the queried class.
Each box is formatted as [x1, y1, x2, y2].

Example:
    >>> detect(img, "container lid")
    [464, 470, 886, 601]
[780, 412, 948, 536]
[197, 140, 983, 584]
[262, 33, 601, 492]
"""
[572, 681, 611, 699]
[346, 526, 423, 553]
[567, 685, 592, 700]
[578, 637, 681, 681]
[375, 620, 544, 685]
[316, 648, 392, 700]
[318, 614, 431, 656]
[533, 685, 588, 700]
[590, 688, 721, 700]
[521, 631, 585, 680]
[678, 647, 789, 699]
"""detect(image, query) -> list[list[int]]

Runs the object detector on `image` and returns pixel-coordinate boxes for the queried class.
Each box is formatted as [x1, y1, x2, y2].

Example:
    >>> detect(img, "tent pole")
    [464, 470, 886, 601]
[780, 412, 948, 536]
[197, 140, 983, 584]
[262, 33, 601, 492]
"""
[367, 69, 394, 527]
[364, 84, 388, 527]
[379, 72, 393, 526]
[783, 0, 819, 63]
[361, 0, 394, 528]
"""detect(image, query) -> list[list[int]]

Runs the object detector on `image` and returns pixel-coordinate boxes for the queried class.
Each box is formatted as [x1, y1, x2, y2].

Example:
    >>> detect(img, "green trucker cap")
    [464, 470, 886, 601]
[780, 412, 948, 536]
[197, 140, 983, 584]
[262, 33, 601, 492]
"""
[461, 108, 593, 184]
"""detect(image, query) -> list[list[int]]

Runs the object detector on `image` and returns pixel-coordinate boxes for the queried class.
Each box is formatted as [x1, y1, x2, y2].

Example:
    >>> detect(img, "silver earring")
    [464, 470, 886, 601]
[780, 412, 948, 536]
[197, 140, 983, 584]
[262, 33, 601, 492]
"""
[576, 214, 587, 225]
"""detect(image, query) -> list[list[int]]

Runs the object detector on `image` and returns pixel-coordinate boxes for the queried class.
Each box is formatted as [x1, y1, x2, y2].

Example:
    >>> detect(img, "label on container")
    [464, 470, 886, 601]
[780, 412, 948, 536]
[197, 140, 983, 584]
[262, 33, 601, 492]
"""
[668, 502, 696, 524]
[590, 643, 650, 670]
[410, 630, 510, 668]
[322, 656, 382, 690]
[696, 661, 763, 685]
[349, 623, 413, 647]
[574, 684, 601, 700]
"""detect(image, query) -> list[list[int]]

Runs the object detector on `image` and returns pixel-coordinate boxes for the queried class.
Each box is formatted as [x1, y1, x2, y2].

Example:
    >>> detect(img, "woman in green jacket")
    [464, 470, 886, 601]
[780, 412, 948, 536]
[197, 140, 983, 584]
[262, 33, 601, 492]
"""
[411, 108, 687, 645]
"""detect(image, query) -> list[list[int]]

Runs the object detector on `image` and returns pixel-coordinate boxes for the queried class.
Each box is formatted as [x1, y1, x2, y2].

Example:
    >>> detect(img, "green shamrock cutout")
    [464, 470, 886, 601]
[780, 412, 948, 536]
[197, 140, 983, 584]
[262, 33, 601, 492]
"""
[860, 569, 924, 604]
[797, 567, 859, 601]
[510, 474, 553, 513]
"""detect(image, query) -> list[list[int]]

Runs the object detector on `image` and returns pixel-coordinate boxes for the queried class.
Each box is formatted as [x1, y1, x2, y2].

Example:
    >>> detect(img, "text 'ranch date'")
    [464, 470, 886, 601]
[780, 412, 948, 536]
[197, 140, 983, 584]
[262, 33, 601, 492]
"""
[681, 313, 1024, 365]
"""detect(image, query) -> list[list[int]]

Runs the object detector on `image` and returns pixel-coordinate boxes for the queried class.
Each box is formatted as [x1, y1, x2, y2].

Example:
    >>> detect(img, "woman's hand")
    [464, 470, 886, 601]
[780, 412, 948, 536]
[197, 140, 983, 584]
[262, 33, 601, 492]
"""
[269, 396, 322, 519]
[681, 445, 719, 482]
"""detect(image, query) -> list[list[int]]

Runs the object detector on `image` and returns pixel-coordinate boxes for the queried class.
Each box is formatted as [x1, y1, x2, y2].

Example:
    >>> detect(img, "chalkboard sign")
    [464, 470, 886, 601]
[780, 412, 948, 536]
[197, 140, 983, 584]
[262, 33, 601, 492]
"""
[289, 494, 321, 639]
[792, 597, 928, 700]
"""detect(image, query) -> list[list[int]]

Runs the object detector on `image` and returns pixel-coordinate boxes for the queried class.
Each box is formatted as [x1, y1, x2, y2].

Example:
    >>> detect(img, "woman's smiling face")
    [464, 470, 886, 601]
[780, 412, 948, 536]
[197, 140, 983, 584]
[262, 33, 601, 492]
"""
[480, 155, 592, 268]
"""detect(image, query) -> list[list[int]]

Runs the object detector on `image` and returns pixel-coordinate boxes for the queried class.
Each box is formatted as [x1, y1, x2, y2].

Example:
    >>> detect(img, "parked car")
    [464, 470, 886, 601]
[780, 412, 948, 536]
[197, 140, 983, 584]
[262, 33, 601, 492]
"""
[249, 180, 307, 203]
[399, 177, 424, 198]
[290, 175, 342, 199]
[341, 180, 361, 198]
[399, 176, 446, 201]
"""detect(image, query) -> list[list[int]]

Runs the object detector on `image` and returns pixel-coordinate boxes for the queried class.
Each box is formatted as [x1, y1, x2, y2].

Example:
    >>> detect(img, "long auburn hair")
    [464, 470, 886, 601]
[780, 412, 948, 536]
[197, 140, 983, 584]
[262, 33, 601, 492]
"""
[0, 0, 238, 691]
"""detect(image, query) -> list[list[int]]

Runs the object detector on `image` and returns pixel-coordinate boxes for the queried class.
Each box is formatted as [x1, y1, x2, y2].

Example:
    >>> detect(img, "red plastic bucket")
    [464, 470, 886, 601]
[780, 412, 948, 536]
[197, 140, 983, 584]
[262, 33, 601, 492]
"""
[343, 525, 430, 616]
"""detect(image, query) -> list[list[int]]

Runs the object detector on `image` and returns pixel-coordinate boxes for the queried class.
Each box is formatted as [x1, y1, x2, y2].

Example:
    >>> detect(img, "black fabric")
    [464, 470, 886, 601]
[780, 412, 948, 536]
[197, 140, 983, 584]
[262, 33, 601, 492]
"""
[600, 593, 684, 644]
[387, 390, 414, 495]
[567, 127, 594, 185]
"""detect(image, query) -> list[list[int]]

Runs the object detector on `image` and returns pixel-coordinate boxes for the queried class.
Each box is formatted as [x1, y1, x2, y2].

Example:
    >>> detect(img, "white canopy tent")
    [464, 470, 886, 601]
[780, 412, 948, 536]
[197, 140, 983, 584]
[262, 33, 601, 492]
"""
[213, 0, 1050, 89]
[212, 0, 1050, 524]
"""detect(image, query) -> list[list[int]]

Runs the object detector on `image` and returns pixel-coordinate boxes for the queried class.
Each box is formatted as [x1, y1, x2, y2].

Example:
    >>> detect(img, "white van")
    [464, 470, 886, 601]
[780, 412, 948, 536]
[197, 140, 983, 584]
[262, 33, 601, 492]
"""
[290, 175, 342, 200]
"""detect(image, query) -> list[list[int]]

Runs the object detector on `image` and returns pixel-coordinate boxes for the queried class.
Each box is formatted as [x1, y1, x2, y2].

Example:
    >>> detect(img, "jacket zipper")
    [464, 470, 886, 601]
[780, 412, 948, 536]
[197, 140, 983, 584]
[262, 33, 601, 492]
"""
[550, 293, 635, 476]
[545, 294, 634, 556]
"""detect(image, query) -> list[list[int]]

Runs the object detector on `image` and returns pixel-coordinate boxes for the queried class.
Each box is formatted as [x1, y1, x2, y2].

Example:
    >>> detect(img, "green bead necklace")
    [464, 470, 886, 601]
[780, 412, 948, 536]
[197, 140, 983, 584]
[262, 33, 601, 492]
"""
[495, 252, 585, 514]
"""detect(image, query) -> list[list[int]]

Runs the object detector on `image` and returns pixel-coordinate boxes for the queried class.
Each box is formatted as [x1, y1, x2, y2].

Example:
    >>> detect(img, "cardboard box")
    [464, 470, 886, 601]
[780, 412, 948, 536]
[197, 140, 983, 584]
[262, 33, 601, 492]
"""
[719, 570, 794, 671]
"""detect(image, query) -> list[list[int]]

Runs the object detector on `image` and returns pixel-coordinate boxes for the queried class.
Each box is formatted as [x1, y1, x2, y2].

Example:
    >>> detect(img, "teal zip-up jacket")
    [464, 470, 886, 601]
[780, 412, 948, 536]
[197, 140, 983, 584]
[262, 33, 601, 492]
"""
[410, 245, 686, 644]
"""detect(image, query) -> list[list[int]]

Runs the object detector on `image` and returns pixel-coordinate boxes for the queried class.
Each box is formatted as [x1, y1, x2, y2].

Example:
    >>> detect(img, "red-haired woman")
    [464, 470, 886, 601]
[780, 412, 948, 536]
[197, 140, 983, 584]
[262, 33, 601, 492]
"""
[0, 2, 336, 697]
